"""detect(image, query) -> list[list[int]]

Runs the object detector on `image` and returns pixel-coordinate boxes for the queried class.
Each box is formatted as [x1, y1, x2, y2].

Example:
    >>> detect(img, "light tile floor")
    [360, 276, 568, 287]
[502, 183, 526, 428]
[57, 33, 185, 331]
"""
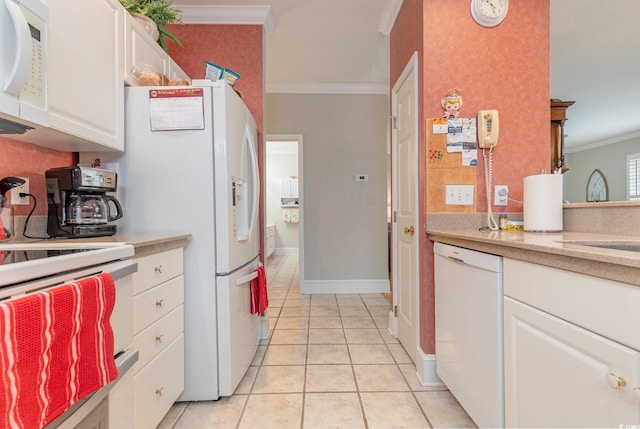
[158, 253, 476, 429]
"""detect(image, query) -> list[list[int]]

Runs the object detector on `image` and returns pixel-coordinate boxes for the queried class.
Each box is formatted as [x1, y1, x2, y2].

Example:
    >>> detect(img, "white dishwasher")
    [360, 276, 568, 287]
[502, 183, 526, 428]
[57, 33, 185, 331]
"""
[434, 242, 504, 429]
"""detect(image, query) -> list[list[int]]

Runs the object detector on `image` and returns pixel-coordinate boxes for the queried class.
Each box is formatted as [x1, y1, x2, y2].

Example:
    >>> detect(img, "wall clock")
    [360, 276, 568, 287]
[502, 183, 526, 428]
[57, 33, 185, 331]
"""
[470, 0, 509, 28]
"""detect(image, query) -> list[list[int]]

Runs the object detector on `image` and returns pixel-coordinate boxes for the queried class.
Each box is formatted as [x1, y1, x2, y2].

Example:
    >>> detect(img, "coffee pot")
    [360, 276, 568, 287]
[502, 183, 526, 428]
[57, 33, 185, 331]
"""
[67, 193, 122, 224]
[46, 166, 124, 238]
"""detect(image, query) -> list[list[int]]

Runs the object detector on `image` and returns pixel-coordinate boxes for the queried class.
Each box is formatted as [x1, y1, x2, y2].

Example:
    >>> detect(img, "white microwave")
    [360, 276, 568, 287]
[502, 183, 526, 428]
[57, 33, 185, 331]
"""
[0, 0, 48, 133]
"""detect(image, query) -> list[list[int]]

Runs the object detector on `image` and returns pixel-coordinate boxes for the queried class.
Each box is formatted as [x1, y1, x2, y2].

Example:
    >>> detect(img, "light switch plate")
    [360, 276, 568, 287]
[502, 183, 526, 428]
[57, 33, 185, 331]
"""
[446, 185, 474, 205]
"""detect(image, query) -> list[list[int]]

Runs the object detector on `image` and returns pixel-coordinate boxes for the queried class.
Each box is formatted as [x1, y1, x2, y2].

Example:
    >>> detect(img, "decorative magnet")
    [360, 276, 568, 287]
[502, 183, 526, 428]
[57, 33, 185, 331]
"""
[428, 149, 444, 160]
[441, 88, 463, 118]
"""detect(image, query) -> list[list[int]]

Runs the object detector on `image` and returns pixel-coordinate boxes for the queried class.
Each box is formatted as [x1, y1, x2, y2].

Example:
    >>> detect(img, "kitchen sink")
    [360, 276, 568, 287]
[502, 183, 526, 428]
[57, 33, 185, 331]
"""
[560, 241, 640, 253]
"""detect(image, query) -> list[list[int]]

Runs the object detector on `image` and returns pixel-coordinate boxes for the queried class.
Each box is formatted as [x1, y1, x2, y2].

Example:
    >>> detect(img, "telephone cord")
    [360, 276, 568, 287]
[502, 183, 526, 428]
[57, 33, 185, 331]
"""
[483, 147, 499, 231]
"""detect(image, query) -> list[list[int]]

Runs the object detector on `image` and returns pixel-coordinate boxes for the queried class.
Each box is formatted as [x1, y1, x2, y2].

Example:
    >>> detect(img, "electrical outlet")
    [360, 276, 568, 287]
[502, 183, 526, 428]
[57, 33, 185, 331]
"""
[494, 185, 508, 206]
[446, 185, 474, 205]
[46, 178, 60, 204]
[10, 177, 29, 205]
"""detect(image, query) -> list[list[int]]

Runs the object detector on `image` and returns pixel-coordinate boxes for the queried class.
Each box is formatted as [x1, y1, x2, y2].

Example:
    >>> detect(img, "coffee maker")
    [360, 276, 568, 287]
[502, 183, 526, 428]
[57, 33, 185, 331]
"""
[46, 166, 123, 238]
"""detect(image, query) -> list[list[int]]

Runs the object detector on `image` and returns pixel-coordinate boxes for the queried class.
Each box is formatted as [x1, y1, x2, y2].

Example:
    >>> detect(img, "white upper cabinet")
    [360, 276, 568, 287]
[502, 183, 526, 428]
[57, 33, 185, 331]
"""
[8, 0, 189, 152]
[124, 12, 188, 86]
[124, 12, 168, 86]
[280, 178, 299, 198]
[46, 0, 125, 151]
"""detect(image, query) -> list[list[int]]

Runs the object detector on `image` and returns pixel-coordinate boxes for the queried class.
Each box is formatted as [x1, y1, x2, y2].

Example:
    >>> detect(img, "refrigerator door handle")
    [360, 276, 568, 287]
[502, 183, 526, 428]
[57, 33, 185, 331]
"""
[235, 270, 258, 286]
[245, 123, 260, 242]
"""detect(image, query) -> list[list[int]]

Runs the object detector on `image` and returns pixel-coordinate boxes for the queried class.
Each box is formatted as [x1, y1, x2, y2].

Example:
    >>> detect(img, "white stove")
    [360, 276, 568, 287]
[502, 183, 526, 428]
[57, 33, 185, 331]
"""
[0, 242, 134, 288]
[0, 241, 138, 428]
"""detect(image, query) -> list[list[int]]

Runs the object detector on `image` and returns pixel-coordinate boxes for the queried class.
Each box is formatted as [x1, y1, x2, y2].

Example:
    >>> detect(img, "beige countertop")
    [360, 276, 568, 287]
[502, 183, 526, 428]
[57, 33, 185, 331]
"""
[427, 229, 640, 286]
[54, 233, 191, 258]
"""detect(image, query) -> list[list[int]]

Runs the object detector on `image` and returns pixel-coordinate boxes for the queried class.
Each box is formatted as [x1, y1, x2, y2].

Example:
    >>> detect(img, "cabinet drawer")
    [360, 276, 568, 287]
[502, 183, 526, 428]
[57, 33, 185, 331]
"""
[133, 275, 183, 333]
[134, 335, 184, 429]
[504, 258, 640, 350]
[133, 248, 183, 295]
[133, 304, 183, 374]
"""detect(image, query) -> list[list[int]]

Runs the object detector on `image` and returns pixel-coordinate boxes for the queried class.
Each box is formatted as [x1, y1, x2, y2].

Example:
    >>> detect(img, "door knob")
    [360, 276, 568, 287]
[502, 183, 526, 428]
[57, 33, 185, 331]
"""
[404, 226, 415, 236]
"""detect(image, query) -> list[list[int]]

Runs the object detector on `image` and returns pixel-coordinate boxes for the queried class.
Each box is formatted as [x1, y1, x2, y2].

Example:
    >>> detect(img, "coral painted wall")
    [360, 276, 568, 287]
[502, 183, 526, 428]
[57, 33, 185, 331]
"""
[423, 0, 550, 211]
[0, 137, 75, 216]
[391, 0, 550, 355]
[166, 24, 264, 138]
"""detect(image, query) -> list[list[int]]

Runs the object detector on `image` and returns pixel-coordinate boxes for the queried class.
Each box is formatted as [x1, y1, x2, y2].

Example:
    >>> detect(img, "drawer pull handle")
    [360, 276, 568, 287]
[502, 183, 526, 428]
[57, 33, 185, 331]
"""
[155, 334, 164, 343]
[156, 387, 164, 397]
[155, 299, 164, 308]
[606, 372, 627, 389]
[155, 265, 163, 274]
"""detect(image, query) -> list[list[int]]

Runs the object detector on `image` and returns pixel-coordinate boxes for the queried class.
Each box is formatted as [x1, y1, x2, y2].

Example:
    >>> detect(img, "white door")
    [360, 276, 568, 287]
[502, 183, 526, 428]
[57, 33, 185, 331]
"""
[214, 84, 260, 273]
[504, 297, 640, 427]
[392, 52, 419, 365]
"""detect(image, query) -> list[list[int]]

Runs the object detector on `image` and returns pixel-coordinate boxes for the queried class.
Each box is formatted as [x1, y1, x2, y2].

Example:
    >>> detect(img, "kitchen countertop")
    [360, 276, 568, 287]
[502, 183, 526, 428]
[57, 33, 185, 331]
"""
[53, 233, 191, 258]
[427, 229, 640, 286]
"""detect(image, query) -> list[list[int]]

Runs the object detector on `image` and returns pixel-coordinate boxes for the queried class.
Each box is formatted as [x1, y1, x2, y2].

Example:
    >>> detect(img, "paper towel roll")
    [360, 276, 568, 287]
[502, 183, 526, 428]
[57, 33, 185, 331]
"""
[523, 174, 563, 232]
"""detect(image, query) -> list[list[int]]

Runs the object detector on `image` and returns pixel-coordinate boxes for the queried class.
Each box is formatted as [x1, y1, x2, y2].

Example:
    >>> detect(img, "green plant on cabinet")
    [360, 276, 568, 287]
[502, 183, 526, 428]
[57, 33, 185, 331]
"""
[119, 0, 183, 51]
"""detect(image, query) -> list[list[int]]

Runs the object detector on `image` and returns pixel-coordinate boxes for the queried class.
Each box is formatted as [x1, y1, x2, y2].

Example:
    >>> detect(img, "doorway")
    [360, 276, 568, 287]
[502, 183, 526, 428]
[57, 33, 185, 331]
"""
[265, 135, 304, 285]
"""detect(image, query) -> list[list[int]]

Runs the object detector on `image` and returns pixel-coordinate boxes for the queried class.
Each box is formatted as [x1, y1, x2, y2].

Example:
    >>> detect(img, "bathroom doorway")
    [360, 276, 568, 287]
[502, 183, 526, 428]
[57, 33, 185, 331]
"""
[265, 135, 304, 283]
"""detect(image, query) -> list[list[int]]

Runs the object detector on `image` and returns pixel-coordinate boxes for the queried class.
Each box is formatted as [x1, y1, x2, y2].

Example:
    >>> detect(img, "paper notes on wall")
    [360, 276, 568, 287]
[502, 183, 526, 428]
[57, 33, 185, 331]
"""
[432, 118, 478, 166]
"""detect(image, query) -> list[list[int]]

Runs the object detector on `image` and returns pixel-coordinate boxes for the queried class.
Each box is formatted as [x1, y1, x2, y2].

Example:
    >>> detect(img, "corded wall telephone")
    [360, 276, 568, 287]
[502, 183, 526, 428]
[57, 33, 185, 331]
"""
[478, 110, 499, 148]
[478, 109, 501, 230]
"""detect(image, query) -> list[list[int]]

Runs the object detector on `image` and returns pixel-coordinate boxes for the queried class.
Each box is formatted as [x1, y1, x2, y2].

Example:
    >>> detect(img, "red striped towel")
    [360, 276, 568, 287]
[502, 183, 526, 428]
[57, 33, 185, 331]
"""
[0, 273, 118, 429]
[250, 266, 268, 315]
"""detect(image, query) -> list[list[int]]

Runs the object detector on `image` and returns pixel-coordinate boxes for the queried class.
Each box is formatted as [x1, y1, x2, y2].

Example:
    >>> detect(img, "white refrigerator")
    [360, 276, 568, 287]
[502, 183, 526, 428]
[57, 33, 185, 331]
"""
[85, 80, 261, 400]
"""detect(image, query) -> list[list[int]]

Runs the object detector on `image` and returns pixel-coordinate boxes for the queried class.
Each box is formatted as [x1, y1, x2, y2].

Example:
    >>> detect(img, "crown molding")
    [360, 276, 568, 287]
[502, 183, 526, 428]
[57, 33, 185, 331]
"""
[566, 130, 640, 153]
[266, 82, 389, 95]
[378, 0, 403, 35]
[180, 5, 276, 32]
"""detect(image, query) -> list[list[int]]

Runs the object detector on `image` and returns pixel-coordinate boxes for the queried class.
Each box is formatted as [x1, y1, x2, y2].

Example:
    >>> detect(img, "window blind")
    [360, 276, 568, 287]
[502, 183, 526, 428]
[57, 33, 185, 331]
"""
[627, 153, 640, 200]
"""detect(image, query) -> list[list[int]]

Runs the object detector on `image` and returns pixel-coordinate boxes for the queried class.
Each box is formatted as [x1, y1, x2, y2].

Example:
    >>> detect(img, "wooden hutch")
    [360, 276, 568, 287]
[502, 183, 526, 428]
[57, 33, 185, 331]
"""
[550, 98, 575, 173]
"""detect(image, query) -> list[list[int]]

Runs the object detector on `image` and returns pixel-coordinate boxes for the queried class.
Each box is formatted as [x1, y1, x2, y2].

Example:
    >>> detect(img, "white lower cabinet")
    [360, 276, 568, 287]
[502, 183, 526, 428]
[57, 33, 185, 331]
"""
[134, 335, 184, 429]
[266, 225, 276, 258]
[132, 248, 184, 428]
[504, 258, 640, 428]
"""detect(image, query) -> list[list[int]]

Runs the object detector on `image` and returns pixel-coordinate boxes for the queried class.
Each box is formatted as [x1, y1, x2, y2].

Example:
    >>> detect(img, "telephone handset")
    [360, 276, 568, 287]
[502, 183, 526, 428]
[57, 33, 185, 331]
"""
[478, 110, 499, 148]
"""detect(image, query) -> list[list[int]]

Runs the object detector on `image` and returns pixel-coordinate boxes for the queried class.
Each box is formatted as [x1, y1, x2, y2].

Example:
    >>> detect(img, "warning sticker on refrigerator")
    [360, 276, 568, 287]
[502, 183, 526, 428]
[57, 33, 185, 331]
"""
[148, 88, 205, 131]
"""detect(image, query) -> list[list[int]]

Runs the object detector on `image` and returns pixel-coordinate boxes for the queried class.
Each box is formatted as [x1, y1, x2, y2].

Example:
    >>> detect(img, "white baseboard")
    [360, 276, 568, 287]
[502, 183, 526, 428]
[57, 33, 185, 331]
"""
[301, 278, 390, 294]
[416, 350, 444, 388]
[274, 247, 299, 255]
